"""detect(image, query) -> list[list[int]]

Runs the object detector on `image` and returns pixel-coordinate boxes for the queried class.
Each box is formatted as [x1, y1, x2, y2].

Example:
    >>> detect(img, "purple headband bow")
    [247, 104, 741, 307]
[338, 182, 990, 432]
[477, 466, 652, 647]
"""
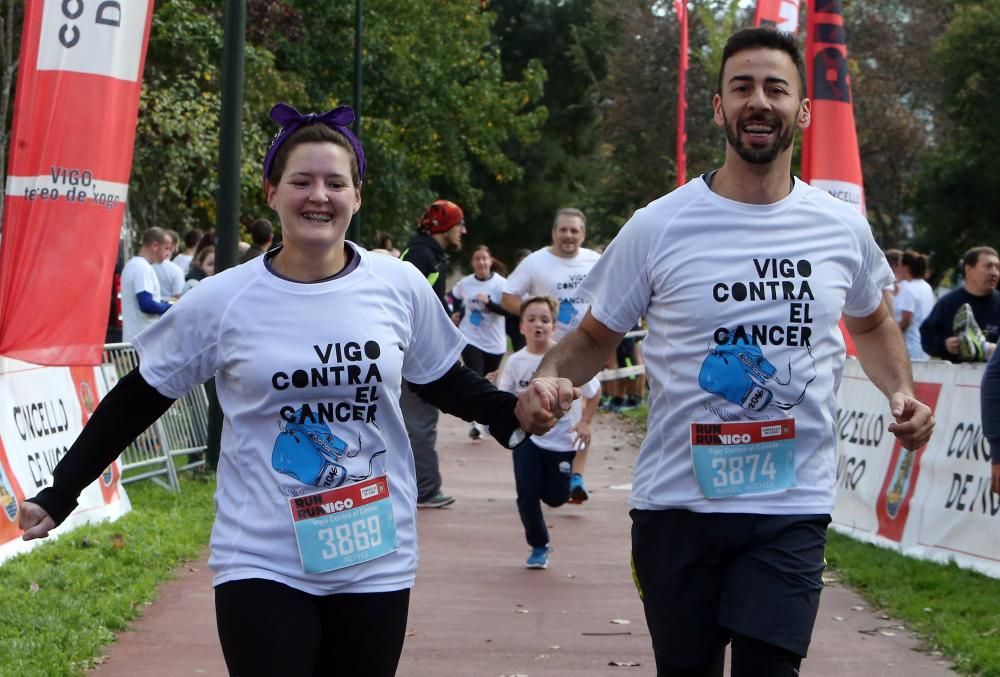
[262, 102, 367, 183]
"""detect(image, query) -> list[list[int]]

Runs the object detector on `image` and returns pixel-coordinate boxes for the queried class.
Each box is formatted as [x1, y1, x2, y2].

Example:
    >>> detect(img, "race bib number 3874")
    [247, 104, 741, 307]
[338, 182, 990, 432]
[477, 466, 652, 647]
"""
[289, 476, 399, 574]
[690, 420, 797, 499]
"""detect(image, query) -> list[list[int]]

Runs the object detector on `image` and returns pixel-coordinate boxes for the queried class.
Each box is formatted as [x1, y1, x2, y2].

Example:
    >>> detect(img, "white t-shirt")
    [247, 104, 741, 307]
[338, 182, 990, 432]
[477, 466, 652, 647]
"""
[498, 348, 600, 452]
[504, 247, 601, 341]
[121, 255, 164, 342]
[153, 259, 185, 298]
[580, 177, 893, 515]
[895, 278, 935, 361]
[133, 243, 465, 595]
[173, 253, 193, 275]
[451, 272, 508, 354]
[891, 279, 907, 323]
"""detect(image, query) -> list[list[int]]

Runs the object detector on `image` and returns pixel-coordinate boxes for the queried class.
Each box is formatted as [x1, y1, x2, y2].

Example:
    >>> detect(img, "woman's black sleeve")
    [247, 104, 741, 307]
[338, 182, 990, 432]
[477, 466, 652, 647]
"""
[408, 362, 521, 447]
[485, 299, 516, 318]
[26, 368, 176, 526]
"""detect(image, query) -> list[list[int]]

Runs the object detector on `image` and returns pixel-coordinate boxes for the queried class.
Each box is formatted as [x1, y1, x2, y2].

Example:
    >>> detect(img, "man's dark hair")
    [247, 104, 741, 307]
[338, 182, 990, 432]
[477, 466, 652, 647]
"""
[184, 228, 204, 249]
[248, 218, 274, 246]
[963, 246, 999, 270]
[718, 28, 806, 98]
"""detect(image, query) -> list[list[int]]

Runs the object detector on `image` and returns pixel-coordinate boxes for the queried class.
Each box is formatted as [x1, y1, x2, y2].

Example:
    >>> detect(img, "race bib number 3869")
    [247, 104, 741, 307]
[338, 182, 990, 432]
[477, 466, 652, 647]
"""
[289, 476, 399, 574]
[690, 420, 796, 499]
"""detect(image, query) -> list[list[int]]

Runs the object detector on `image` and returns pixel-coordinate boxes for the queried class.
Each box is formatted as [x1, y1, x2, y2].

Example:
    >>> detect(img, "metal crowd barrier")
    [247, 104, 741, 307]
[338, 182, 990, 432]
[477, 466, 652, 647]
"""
[102, 343, 209, 492]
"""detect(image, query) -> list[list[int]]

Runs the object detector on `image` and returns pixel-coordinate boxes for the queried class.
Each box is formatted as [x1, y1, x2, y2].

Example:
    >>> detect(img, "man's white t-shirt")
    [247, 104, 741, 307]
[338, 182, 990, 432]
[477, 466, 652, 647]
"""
[451, 272, 508, 354]
[504, 247, 601, 341]
[895, 278, 935, 361]
[133, 244, 465, 595]
[580, 177, 893, 515]
[154, 259, 185, 298]
[173, 253, 193, 275]
[121, 255, 163, 342]
[498, 348, 600, 452]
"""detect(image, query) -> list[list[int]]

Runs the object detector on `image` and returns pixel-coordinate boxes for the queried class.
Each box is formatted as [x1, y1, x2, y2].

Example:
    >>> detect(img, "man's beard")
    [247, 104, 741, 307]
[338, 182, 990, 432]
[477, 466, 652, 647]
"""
[723, 110, 795, 164]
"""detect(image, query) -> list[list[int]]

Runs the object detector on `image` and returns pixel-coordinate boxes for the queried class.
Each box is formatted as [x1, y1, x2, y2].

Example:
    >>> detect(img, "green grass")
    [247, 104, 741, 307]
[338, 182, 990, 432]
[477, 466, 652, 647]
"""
[825, 531, 1000, 677]
[618, 402, 1000, 676]
[0, 473, 216, 676]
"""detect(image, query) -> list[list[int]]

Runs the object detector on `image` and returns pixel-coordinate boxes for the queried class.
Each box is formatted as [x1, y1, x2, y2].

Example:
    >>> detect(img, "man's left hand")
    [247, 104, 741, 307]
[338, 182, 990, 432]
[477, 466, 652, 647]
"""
[887, 392, 935, 450]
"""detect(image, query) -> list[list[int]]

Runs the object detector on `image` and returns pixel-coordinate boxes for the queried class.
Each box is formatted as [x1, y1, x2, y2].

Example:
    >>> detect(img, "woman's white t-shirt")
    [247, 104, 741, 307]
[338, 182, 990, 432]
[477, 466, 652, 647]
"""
[133, 243, 464, 595]
[579, 177, 893, 515]
[895, 278, 935, 361]
[497, 348, 600, 452]
[451, 272, 508, 354]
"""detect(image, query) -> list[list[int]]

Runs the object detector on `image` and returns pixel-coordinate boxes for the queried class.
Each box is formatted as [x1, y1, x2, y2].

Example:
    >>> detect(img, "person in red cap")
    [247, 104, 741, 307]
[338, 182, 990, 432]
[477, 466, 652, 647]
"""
[400, 200, 468, 507]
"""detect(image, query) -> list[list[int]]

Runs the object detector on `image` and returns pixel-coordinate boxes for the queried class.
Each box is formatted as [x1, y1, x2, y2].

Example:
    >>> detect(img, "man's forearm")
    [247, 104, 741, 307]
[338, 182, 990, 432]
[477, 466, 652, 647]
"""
[501, 293, 522, 316]
[535, 319, 619, 386]
[852, 313, 914, 397]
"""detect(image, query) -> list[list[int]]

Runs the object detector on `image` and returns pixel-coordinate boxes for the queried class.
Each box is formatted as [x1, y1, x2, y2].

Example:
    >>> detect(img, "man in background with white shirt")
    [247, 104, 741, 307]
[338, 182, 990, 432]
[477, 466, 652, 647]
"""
[121, 227, 173, 342]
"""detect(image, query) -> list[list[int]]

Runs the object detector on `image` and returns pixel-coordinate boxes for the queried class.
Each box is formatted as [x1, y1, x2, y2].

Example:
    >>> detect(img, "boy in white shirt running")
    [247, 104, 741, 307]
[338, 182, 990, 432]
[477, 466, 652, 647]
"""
[497, 296, 601, 569]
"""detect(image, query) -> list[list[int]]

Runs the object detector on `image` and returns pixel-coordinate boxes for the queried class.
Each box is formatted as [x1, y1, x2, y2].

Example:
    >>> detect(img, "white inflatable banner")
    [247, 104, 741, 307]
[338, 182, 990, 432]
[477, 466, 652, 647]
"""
[833, 359, 998, 578]
[0, 356, 129, 563]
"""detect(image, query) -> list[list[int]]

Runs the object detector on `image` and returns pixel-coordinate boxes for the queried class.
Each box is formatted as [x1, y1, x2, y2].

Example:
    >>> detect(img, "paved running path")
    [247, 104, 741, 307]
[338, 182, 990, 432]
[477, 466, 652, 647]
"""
[87, 413, 956, 676]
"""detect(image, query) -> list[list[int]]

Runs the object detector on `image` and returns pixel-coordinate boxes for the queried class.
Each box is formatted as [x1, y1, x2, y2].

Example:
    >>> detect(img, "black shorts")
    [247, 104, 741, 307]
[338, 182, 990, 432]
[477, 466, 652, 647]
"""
[630, 509, 830, 669]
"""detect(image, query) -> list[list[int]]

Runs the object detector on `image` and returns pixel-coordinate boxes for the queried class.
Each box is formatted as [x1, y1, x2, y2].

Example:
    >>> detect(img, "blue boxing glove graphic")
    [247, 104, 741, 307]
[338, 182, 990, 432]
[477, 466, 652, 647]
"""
[557, 299, 578, 326]
[470, 309, 483, 326]
[698, 345, 773, 411]
[272, 412, 350, 488]
[711, 342, 776, 385]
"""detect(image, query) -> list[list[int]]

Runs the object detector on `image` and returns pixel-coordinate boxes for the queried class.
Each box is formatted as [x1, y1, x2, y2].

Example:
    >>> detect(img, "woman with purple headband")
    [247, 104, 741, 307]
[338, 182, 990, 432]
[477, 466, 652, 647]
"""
[18, 103, 568, 676]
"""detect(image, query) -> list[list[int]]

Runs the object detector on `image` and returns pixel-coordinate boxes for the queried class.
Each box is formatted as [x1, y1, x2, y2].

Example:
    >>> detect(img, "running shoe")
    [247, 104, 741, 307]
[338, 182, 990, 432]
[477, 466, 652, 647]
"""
[468, 425, 481, 441]
[953, 303, 987, 362]
[526, 545, 551, 569]
[569, 473, 589, 503]
[417, 491, 455, 509]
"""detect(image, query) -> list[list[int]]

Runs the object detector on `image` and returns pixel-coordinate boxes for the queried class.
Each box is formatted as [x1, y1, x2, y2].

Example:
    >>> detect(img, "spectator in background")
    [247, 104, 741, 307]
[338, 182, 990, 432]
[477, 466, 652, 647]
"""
[982, 346, 1000, 495]
[371, 231, 400, 257]
[920, 246, 1000, 362]
[894, 250, 935, 361]
[173, 228, 203, 275]
[182, 246, 216, 295]
[883, 248, 903, 317]
[153, 229, 185, 299]
[239, 218, 274, 263]
[399, 200, 468, 509]
[121, 227, 173, 342]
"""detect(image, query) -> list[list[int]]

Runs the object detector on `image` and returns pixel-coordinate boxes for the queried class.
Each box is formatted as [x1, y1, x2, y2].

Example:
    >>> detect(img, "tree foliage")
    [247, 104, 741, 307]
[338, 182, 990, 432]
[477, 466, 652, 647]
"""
[0, 0, 997, 279]
[910, 0, 1000, 282]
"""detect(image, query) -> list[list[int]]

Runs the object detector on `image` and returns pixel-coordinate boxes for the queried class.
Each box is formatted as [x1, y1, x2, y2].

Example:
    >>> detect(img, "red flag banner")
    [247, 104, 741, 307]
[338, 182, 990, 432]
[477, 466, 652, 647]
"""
[802, 0, 865, 214]
[0, 0, 155, 365]
[674, 0, 688, 187]
[753, 0, 801, 33]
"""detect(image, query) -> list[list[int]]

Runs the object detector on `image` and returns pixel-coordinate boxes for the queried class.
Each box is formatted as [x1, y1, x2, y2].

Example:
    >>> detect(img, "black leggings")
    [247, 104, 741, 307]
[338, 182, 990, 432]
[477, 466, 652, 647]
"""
[461, 344, 503, 378]
[215, 579, 410, 677]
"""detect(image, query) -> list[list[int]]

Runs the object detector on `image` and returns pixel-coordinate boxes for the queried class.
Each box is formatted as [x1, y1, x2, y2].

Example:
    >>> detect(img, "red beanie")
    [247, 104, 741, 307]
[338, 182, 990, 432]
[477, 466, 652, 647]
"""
[419, 200, 465, 234]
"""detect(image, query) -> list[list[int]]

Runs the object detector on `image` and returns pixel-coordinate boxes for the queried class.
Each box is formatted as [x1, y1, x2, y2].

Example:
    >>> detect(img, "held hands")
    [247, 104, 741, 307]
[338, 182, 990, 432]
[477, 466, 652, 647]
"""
[18, 501, 56, 541]
[887, 392, 935, 451]
[515, 377, 580, 436]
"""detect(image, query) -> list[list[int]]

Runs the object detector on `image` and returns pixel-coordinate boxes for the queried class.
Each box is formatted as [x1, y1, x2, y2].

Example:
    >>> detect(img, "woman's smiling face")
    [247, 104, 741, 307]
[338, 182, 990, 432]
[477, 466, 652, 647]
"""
[266, 142, 361, 252]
